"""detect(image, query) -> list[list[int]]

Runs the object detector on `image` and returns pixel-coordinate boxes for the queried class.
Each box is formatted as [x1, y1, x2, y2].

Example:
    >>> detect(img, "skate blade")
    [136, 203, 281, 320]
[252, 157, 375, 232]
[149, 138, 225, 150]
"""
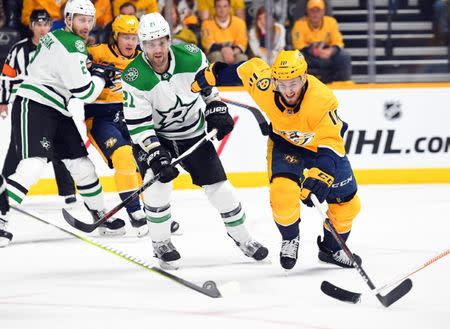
[98, 228, 126, 237]
[158, 259, 180, 270]
[134, 226, 149, 238]
[0, 238, 11, 247]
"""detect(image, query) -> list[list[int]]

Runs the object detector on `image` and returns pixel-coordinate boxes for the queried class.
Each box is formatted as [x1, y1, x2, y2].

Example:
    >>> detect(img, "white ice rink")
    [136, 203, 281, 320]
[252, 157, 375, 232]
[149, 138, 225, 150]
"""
[1, 185, 449, 329]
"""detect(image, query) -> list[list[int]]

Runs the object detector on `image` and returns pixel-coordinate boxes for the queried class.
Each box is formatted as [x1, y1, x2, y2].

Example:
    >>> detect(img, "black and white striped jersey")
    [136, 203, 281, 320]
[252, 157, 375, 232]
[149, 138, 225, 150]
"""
[0, 37, 36, 105]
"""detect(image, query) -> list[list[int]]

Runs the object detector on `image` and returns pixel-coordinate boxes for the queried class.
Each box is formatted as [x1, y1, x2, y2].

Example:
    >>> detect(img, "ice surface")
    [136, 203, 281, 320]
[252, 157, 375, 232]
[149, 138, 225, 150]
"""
[1, 185, 449, 329]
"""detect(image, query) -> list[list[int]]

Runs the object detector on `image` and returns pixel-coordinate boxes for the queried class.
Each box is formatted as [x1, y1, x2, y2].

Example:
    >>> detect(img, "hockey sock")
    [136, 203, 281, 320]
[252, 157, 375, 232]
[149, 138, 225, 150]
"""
[203, 180, 250, 243]
[6, 157, 46, 205]
[276, 218, 301, 240]
[111, 146, 142, 214]
[322, 228, 350, 252]
[145, 203, 172, 242]
[62, 157, 104, 211]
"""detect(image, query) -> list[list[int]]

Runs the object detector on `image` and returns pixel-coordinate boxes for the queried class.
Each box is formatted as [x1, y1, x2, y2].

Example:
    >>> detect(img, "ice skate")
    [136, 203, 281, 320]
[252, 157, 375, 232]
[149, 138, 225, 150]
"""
[128, 209, 149, 237]
[152, 238, 180, 270]
[64, 194, 77, 208]
[0, 218, 13, 247]
[280, 235, 300, 271]
[170, 220, 181, 235]
[317, 236, 362, 268]
[85, 204, 126, 236]
[229, 234, 268, 261]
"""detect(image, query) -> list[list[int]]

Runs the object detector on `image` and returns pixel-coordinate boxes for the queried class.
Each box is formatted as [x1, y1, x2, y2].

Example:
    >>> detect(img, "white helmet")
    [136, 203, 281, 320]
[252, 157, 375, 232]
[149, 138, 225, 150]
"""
[64, 0, 96, 17]
[138, 13, 171, 49]
[64, 0, 96, 32]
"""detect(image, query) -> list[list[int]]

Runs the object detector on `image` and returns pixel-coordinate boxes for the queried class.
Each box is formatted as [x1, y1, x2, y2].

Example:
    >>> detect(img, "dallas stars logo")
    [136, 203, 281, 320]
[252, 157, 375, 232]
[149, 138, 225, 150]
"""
[156, 95, 196, 129]
[40, 137, 51, 150]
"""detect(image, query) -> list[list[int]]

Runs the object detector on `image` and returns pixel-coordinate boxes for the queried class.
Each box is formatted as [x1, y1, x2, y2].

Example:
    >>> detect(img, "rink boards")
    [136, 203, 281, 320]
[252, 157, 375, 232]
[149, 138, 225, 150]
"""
[0, 82, 449, 194]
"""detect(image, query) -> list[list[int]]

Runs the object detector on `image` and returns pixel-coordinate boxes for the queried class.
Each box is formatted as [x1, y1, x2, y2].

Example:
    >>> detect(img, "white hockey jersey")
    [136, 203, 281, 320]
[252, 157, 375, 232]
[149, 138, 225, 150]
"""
[15, 29, 103, 116]
[122, 43, 217, 147]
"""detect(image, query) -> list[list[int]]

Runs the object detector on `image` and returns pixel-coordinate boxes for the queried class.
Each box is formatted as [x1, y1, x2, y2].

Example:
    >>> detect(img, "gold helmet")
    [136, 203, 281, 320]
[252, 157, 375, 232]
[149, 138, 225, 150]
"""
[271, 50, 308, 81]
[112, 15, 139, 40]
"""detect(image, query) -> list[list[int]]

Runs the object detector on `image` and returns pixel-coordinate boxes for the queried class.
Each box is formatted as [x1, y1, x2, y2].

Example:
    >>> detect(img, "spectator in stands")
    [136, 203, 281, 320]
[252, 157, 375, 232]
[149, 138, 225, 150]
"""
[101, 2, 137, 43]
[248, 6, 285, 65]
[198, 0, 245, 22]
[93, 0, 113, 28]
[201, 0, 248, 64]
[3, 0, 21, 28]
[176, 0, 198, 27]
[0, 1, 6, 28]
[89, 0, 113, 44]
[433, 0, 450, 45]
[21, 0, 66, 26]
[291, 0, 351, 83]
[113, 0, 157, 18]
[162, 5, 198, 45]
[119, 2, 137, 16]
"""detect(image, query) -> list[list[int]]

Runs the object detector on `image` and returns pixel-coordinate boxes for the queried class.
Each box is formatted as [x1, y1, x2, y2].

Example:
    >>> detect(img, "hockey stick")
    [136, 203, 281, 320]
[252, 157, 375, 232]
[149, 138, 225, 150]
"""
[311, 195, 413, 307]
[221, 98, 270, 136]
[323, 248, 449, 303]
[11, 205, 222, 298]
[62, 129, 217, 233]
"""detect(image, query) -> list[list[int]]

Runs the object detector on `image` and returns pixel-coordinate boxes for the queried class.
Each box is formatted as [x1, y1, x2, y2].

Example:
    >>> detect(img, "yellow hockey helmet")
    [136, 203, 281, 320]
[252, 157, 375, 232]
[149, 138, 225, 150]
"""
[271, 50, 308, 81]
[112, 15, 139, 40]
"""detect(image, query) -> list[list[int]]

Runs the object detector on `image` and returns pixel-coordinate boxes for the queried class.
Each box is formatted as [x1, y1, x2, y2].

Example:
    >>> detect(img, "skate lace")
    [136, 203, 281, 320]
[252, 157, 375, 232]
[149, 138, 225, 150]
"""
[333, 250, 353, 266]
[281, 237, 299, 258]
[154, 240, 176, 256]
[240, 239, 262, 256]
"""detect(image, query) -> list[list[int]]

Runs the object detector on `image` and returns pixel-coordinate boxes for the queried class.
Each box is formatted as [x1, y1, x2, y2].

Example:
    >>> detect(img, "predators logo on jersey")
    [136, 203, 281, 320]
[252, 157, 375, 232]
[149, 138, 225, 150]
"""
[277, 130, 315, 146]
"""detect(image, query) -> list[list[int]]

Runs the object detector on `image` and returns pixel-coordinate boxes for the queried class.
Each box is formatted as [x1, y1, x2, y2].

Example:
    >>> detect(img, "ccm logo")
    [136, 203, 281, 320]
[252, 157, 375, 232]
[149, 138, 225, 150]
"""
[332, 175, 353, 188]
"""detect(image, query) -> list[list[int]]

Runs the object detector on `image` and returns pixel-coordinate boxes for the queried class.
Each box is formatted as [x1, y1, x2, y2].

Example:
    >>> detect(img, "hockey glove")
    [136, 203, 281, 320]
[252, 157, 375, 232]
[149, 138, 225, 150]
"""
[0, 175, 9, 215]
[89, 62, 117, 88]
[147, 146, 179, 183]
[205, 101, 234, 140]
[191, 62, 227, 93]
[300, 167, 334, 207]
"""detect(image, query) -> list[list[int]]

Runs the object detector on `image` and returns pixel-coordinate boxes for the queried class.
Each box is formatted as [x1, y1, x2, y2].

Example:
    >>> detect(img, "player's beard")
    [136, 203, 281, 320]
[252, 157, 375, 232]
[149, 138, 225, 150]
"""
[148, 51, 169, 74]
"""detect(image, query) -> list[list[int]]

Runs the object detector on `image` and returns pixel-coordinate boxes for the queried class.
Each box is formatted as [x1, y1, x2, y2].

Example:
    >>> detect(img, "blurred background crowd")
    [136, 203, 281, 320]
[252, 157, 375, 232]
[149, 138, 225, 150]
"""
[0, 0, 448, 84]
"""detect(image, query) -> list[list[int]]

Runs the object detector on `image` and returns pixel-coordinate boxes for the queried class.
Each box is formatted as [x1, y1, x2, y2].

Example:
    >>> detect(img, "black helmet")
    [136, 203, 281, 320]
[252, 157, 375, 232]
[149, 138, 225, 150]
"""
[30, 9, 52, 23]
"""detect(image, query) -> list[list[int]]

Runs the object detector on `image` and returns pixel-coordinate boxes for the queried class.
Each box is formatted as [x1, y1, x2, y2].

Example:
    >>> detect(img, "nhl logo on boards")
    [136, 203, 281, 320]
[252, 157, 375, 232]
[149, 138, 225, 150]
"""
[123, 67, 139, 82]
[384, 101, 402, 120]
[257, 78, 270, 91]
[75, 40, 86, 53]
[184, 44, 199, 53]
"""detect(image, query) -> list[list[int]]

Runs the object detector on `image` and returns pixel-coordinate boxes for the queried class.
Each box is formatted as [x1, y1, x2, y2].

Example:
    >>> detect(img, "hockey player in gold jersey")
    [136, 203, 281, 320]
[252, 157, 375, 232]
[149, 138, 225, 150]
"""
[192, 50, 362, 271]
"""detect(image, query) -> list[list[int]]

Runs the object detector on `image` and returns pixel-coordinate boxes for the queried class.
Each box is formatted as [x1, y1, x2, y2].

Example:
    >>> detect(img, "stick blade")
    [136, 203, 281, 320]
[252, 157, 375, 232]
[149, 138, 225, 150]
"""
[62, 208, 97, 233]
[378, 279, 413, 307]
[321, 281, 361, 304]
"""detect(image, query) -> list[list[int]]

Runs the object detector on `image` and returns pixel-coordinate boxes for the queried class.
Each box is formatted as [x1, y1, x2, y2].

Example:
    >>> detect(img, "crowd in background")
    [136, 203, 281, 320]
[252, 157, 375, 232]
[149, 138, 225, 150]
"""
[0, 0, 448, 84]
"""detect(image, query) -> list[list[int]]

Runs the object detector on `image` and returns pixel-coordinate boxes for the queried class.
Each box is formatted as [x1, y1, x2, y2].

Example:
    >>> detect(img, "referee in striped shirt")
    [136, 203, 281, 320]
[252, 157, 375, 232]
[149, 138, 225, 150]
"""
[0, 9, 76, 205]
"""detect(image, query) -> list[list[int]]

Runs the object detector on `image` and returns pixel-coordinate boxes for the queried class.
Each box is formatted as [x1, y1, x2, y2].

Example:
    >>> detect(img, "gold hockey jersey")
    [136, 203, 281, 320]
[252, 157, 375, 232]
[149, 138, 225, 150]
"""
[237, 57, 346, 156]
[87, 43, 139, 103]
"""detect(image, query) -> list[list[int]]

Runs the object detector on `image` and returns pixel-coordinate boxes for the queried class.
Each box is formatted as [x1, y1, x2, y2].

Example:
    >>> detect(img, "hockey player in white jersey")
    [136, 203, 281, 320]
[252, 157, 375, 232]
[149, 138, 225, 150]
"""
[122, 13, 268, 269]
[0, 0, 125, 245]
